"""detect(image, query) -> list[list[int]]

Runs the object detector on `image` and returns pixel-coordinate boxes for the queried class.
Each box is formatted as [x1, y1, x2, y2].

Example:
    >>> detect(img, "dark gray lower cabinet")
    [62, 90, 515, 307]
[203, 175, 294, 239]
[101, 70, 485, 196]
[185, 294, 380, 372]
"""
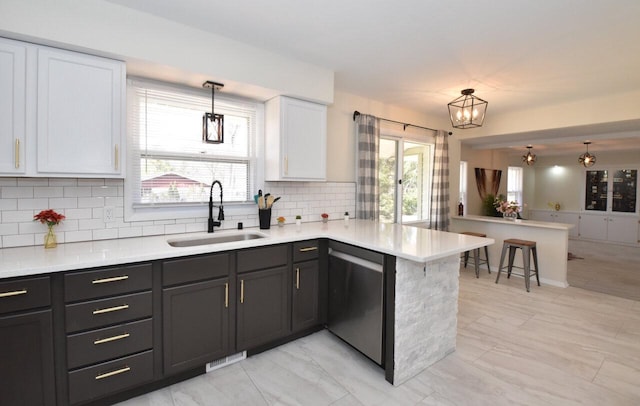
[236, 266, 290, 350]
[0, 309, 56, 406]
[163, 278, 230, 375]
[292, 260, 320, 332]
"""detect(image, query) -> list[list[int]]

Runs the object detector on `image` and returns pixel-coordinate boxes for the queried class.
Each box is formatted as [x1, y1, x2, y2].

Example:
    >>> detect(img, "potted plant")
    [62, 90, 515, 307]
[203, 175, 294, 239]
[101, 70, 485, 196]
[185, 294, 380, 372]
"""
[277, 216, 286, 227]
[321, 213, 329, 223]
[295, 215, 302, 226]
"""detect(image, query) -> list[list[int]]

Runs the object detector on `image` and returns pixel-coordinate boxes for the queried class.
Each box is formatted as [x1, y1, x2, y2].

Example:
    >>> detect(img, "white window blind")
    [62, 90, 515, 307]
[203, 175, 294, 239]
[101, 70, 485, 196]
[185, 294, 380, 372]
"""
[127, 78, 258, 209]
[507, 166, 523, 205]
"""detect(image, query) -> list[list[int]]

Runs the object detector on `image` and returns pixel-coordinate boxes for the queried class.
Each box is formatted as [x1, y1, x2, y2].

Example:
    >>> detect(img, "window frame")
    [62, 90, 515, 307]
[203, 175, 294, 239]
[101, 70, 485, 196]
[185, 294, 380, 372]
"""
[124, 78, 264, 222]
[507, 166, 524, 206]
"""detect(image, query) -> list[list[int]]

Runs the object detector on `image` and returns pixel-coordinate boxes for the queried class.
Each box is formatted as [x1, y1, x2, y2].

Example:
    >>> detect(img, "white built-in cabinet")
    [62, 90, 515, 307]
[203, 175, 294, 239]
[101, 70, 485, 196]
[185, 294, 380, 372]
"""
[0, 37, 125, 178]
[0, 38, 26, 174]
[578, 213, 639, 245]
[265, 96, 327, 181]
[529, 210, 580, 238]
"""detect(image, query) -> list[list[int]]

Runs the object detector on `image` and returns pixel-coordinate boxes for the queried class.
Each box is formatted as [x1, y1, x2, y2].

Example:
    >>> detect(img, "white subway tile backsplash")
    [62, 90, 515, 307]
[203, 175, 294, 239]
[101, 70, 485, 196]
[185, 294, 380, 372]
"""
[0, 179, 355, 248]
[34, 187, 64, 198]
[2, 210, 35, 223]
[2, 187, 34, 199]
[49, 198, 79, 209]
[18, 198, 50, 210]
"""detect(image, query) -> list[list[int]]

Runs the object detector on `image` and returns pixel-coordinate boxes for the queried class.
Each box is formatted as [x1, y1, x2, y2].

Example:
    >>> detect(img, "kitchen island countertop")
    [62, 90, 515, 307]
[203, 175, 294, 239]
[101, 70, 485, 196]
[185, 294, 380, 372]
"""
[0, 219, 492, 279]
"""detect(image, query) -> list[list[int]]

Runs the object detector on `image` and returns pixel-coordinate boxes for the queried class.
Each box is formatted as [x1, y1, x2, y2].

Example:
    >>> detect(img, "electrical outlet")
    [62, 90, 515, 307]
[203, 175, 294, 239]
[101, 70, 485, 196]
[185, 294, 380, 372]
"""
[103, 206, 115, 223]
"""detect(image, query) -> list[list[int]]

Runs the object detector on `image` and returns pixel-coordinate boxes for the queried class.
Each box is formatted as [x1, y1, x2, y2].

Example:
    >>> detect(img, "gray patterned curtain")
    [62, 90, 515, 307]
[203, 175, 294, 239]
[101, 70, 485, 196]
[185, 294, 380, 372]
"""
[429, 130, 450, 230]
[356, 114, 380, 220]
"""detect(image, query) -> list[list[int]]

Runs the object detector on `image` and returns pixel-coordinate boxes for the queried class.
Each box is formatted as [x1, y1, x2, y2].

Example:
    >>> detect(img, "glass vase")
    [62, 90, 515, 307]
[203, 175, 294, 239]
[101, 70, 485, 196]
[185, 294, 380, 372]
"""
[44, 225, 57, 248]
[502, 212, 518, 221]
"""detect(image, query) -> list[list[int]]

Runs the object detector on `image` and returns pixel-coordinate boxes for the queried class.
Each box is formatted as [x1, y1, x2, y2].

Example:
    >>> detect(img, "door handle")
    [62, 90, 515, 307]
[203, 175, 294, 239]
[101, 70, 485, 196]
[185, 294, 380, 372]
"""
[240, 279, 244, 304]
[296, 268, 300, 290]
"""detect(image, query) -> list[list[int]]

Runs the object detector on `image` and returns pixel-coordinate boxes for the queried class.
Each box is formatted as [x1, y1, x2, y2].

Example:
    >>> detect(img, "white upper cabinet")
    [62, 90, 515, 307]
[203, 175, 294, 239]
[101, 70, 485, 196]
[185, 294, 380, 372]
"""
[0, 37, 125, 178]
[36, 47, 125, 177]
[0, 37, 26, 175]
[265, 96, 327, 181]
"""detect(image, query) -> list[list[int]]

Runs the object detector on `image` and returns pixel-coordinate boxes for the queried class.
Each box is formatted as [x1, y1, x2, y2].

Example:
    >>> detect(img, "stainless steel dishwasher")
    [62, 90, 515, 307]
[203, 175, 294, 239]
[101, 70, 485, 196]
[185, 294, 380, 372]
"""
[328, 241, 384, 365]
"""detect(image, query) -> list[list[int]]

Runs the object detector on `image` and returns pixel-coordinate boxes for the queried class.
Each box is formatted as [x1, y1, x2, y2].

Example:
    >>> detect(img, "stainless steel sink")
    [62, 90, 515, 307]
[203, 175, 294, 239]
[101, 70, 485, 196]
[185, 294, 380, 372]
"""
[167, 231, 267, 247]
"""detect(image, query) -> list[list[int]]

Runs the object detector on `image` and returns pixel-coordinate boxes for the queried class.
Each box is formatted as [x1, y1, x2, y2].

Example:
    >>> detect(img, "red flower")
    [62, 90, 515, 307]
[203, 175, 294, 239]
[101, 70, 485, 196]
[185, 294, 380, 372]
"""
[34, 209, 66, 227]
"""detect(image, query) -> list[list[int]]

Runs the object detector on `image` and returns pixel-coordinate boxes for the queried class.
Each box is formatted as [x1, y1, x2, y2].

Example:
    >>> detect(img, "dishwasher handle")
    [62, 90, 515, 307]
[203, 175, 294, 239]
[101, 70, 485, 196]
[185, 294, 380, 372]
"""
[329, 249, 383, 273]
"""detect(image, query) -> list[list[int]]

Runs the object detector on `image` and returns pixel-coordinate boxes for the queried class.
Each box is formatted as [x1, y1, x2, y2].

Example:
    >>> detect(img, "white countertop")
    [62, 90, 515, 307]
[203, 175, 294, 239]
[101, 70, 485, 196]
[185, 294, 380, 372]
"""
[0, 220, 492, 279]
[453, 215, 575, 230]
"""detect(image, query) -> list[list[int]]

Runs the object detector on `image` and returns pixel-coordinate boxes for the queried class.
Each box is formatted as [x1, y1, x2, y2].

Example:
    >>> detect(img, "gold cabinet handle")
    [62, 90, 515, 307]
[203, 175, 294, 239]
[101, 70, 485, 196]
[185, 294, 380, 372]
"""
[224, 282, 229, 308]
[0, 289, 27, 298]
[15, 139, 20, 169]
[296, 268, 300, 290]
[299, 247, 318, 252]
[93, 304, 129, 315]
[240, 279, 244, 304]
[115, 144, 119, 171]
[94, 332, 130, 345]
[92, 275, 128, 284]
[95, 366, 130, 380]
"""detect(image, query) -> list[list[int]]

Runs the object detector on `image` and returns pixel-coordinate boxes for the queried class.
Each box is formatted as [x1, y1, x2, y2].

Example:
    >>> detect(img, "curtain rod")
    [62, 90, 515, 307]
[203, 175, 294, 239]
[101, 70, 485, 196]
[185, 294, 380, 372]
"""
[352, 111, 452, 135]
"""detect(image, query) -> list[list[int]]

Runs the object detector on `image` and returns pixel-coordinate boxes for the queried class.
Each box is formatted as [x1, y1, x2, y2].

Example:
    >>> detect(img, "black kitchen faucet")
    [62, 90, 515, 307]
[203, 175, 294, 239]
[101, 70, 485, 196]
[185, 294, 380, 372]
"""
[208, 180, 224, 232]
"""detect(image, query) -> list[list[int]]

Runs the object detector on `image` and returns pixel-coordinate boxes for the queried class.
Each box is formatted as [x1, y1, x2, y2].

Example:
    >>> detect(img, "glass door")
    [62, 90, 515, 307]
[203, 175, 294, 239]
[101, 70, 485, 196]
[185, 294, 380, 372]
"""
[585, 170, 608, 211]
[612, 169, 637, 213]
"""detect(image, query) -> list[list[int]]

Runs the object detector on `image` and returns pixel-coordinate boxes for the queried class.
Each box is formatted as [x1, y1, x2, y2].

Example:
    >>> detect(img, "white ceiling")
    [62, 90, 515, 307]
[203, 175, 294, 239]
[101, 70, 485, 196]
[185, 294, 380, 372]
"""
[106, 0, 640, 154]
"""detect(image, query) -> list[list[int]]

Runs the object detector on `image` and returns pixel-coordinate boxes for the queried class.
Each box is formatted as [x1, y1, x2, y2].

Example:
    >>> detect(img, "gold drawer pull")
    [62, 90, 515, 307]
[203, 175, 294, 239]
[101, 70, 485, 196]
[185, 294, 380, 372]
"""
[224, 282, 229, 308]
[299, 247, 318, 252]
[240, 280, 244, 304]
[114, 144, 119, 171]
[92, 275, 129, 284]
[95, 366, 130, 380]
[94, 332, 130, 345]
[15, 139, 20, 169]
[296, 268, 300, 290]
[0, 289, 27, 298]
[93, 304, 129, 315]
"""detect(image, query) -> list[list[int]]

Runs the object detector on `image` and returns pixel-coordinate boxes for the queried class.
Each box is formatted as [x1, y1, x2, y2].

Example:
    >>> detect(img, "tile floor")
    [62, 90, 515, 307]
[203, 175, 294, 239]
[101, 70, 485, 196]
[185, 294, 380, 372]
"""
[567, 239, 640, 301]
[119, 261, 640, 406]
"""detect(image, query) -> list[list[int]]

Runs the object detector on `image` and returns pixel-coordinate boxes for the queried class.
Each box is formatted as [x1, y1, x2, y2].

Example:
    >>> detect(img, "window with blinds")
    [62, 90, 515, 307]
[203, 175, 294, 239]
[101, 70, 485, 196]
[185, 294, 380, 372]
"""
[126, 78, 259, 214]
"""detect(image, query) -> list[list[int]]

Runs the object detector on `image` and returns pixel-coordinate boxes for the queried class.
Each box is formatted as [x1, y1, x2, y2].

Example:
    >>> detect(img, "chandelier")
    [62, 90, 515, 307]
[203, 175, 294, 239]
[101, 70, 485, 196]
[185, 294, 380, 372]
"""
[522, 145, 536, 166]
[447, 88, 488, 129]
[578, 141, 596, 167]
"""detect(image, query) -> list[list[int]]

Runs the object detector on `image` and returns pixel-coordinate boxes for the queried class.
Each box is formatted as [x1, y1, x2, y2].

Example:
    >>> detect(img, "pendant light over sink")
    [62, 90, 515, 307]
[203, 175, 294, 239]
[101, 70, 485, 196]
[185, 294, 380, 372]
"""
[202, 81, 224, 144]
[448, 88, 488, 129]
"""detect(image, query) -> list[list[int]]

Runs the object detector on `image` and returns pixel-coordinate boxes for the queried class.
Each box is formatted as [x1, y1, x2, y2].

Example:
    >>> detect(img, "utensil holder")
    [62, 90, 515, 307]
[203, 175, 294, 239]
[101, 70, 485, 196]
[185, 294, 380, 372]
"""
[259, 208, 271, 229]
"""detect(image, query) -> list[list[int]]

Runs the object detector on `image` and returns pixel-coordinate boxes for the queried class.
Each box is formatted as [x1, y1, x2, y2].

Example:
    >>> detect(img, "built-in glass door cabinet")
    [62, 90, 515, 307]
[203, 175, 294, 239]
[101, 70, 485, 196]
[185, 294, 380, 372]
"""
[0, 37, 27, 175]
[580, 169, 639, 245]
[265, 96, 327, 181]
[37, 47, 125, 177]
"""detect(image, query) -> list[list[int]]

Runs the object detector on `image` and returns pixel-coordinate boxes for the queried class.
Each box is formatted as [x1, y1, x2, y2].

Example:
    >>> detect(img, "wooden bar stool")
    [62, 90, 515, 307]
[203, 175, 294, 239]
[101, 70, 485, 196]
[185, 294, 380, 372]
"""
[496, 238, 540, 292]
[460, 232, 491, 278]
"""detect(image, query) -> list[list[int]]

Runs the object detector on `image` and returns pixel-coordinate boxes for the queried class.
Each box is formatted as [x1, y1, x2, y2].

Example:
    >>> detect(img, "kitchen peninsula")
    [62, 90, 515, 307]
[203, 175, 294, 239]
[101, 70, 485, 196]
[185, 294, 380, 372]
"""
[0, 220, 491, 404]
[451, 215, 573, 287]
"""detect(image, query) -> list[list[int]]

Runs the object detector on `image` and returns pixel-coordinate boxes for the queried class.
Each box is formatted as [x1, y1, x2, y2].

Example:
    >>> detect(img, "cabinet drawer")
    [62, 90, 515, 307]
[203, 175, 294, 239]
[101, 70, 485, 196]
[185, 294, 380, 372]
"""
[65, 291, 152, 333]
[293, 240, 320, 262]
[0, 276, 50, 314]
[65, 263, 152, 302]
[237, 244, 288, 273]
[68, 350, 154, 405]
[163, 253, 229, 286]
[67, 318, 153, 370]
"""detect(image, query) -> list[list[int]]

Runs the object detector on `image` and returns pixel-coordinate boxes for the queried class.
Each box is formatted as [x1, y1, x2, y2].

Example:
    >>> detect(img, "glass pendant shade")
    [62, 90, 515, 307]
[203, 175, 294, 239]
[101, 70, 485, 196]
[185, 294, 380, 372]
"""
[202, 81, 224, 144]
[578, 142, 596, 167]
[448, 88, 488, 129]
[522, 146, 536, 166]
